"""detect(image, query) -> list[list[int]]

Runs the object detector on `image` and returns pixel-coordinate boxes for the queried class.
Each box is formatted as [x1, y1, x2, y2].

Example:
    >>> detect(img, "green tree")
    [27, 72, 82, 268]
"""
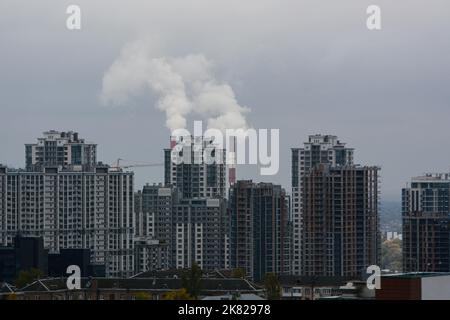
[162, 288, 193, 300]
[264, 273, 281, 300]
[232, 268, 246, 279]
[15, 268, 43, 288]
[181, 262, 203, 299]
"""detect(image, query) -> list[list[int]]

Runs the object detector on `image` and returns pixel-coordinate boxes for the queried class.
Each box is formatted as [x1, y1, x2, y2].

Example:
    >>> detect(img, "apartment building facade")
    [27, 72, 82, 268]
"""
[291, 135, 354, 275]
[0, 165, 134, 277]
[172, 197, 229, 271]
[164, 136, 227, 199]
[0, 130, 134, 277]
[134, 184, 176, 273]
[134, 184, 229, 272]
[301, 164, 380, 277]
[229, 180, 291, 281]
[25, 130, 96, 171]
[402, 174, 450, 272]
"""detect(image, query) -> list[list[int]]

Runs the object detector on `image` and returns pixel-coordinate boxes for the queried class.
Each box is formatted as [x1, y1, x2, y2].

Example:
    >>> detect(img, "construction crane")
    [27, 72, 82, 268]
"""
[112, 158, 164, 169]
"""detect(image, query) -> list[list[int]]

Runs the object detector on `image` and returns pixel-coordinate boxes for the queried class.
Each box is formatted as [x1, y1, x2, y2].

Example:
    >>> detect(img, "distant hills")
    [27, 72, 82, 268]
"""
[379, 201, 402, 233]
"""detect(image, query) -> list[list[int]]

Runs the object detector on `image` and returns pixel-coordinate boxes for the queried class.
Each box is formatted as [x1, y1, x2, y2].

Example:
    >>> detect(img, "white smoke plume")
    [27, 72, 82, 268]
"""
[100, 41, 249, 132]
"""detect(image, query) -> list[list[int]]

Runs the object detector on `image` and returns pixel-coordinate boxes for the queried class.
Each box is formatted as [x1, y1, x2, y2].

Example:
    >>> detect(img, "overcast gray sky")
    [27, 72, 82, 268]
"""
[1, 0, 449, 201]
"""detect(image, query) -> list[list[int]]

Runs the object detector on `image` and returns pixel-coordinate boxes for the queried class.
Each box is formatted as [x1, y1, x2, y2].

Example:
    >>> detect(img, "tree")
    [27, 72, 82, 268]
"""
[5, 293, 17, 300]
[134, 292, 151, 300]
[15, 268, 43, 288]
[264, 273, 281, 300]
[162, 288, 193, 300]
[181, 263, 203, 299]
[381, 238, 402, 272]
[232, 268, 246, 279]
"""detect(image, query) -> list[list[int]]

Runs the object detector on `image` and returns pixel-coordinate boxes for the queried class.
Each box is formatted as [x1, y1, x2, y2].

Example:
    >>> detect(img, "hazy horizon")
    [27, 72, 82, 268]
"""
[1, 0, 449, 202]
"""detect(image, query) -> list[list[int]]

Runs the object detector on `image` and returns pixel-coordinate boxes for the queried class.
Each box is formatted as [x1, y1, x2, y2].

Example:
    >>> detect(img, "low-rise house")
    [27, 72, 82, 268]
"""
[6, 276, 261, 300]
[279, 276, 354, 300]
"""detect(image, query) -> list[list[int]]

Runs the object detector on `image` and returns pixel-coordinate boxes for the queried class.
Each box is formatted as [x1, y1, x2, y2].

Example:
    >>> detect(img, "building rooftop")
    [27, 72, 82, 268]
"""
[130, 268, 223, 279]
[382, 272, 450, 279]
[16, 277, 260, 293]
[278, 275, 355, 287]
[411, 173, 450, 182]
[0, 283, 15, 294]
[202, 293, 265, 300]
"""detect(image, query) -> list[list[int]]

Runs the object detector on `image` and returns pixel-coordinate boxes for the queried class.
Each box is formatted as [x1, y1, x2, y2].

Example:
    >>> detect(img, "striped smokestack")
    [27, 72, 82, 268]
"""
[170, 136, 177, 149]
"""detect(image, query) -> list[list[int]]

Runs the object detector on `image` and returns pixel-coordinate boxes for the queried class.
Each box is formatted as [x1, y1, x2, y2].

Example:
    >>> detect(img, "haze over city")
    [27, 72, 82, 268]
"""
[1, 0, 450, 201]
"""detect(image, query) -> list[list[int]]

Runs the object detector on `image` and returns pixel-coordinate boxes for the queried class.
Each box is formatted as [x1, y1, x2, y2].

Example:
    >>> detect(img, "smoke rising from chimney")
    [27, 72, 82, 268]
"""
[100, 41, 249, 132]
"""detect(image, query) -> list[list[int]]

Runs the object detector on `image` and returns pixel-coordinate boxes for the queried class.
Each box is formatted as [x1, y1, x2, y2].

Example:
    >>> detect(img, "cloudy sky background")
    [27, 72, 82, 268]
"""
[1, 0, 449, 201]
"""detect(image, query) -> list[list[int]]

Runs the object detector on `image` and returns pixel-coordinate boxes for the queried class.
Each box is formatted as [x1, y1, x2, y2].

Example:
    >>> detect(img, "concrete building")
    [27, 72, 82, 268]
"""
[135, 185, 176, 250]
[0, 164, 134, 277]
[134, 184, 229, 272]
[160, 136, 229, 272]
[0, 236, 48, 283]
[228, 180, 291, 281]
[302, 164, 379, 278]
[279, 275, 353, 300]
[172, 198, 229, 271]
[25, 130, 96, 171]
[402, 174, 450, 272]
[133, 238, 169, 274]
[291, 135, 354, 275]
[48, 248, 105, 278]
[0, 249, 15, 283]
[164, 136, 227, 199]
[385, 231, 402, 241]
[134, 184, 175, 273]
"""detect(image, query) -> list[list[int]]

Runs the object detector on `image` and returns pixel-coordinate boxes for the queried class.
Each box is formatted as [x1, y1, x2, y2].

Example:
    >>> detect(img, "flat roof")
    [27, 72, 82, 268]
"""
[383, 272, 450, 279]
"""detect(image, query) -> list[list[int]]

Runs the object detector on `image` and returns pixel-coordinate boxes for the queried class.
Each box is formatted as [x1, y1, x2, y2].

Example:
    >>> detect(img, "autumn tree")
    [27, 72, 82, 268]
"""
[15, 268, 43, 288]
[162, 288, 193, 300]
[381, 238, 402, 272]
[134, 292, 151, 300]
[181, 262, 203, 299]
[232, 268, 246, 279]
[264, 273, 281, 300]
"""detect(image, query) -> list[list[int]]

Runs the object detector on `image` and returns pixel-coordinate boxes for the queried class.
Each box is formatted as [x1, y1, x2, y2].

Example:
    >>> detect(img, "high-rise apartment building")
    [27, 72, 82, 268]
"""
[134, 184, 176, 272]
[164, 136, 227, 199]
[25, 130, 96, 171]
[134, 184, 229, 272]
[291, 135, 354, 274]
[172, 198, 228, 271]
[0, 165, 134, 277]
[0, 131, 134, 277]
[135, 184, 176, 246]
[402, 174, 450, 272]
[302, 164, 379, 277]
[229, 180, 291, 281]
